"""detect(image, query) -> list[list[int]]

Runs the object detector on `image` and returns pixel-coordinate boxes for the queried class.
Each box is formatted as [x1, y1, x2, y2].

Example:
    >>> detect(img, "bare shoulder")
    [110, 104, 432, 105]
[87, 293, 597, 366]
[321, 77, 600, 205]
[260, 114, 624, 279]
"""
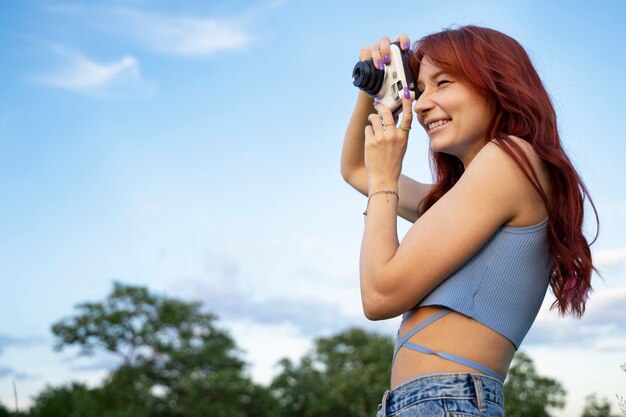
[506, 135, 544, 164]
[464, 138, 531, 189]
[493, 135, 551, 226]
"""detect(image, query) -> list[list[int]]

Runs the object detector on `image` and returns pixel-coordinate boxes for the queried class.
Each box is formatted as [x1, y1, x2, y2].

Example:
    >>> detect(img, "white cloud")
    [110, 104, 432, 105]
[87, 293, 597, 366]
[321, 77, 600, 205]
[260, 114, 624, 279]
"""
[599, 201, 626, 215]
[0, 366, 38, 381]
[591, 337, 626, 352]
[525, 286, 626, 350]
[0, 335, 46, 355]
[44, 4, 254, 57]
[31, 44, 156, 99]
[114, 9, 252, 56]
[171, 276, 361, 338]
[594, 245, 626, 270]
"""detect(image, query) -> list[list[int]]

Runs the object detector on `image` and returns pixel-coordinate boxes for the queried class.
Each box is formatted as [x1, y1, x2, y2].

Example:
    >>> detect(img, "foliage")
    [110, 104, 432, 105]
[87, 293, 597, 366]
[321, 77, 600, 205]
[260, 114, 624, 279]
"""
[23, 282, 586, 417]
[271, 327, 393, 417]
[27, 383, 98, 417]
[581, 394, 617, 417]
[0, 402, 12, 417]
[42, 282, 274, 417]
[503, 351, 566, 417]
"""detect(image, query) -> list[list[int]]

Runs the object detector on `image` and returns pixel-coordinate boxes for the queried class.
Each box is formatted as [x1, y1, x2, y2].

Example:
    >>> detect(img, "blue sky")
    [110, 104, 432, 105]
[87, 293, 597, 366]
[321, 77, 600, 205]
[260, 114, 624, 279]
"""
[1, 0, 625, 415]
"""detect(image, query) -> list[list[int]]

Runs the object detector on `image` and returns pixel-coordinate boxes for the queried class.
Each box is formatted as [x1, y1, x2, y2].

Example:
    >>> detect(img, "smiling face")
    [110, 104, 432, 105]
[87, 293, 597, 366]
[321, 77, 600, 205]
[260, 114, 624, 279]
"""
[414, 56, 493, 167]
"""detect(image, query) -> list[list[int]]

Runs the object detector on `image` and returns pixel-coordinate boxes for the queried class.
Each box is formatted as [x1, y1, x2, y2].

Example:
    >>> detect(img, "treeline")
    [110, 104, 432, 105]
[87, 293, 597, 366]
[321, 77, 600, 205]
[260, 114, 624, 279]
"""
[1, 282, 621, 417]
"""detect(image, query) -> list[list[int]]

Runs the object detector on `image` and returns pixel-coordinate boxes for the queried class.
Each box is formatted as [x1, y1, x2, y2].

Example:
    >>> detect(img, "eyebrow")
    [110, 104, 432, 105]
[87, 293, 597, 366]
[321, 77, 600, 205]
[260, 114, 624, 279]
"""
[416, 70, 448, 88]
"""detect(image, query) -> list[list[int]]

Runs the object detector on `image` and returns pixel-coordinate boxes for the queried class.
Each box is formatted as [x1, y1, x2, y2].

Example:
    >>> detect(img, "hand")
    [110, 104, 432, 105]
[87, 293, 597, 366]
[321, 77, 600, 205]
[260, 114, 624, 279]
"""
[364, 96, 414, 188]
[359, 34, 412, 69]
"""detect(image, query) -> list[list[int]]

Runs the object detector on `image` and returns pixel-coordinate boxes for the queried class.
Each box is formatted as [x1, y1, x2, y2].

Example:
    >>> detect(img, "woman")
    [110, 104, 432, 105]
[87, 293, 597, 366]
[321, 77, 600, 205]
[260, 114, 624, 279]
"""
[341, 26, 597, 416]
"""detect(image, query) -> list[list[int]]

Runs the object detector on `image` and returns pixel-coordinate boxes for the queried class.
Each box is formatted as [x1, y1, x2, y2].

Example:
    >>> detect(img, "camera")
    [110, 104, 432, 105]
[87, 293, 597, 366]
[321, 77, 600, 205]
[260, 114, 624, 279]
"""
[352, 42, 416, 116]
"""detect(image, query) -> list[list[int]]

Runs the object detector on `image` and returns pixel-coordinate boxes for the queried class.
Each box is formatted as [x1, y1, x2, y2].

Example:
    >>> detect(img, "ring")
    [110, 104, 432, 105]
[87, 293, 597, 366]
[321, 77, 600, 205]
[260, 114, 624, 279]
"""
[399, 126, 411, 132]
[383, 123, 394, 127]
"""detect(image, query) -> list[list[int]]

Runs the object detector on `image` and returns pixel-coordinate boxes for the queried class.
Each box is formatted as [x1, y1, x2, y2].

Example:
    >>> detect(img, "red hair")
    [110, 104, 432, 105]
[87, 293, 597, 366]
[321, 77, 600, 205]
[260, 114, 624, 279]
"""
[410, 25, 598, 317]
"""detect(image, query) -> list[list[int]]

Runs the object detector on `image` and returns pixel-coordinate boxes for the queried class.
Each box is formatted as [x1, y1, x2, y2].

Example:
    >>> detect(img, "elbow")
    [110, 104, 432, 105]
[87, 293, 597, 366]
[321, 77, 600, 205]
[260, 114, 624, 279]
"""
[363, 306, 387, 321]
[361, 289, 397, 321]
[340, 166, 353, 184]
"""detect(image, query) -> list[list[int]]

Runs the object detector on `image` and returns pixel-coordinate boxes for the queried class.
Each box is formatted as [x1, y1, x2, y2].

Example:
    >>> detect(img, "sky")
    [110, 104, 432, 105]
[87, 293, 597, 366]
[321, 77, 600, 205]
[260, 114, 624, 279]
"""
[1, 0, 625, 415]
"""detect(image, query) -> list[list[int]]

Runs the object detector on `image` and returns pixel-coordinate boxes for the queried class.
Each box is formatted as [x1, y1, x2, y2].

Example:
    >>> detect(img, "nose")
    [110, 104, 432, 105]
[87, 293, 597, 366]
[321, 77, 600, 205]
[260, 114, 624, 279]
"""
[413, 93, 434, 123]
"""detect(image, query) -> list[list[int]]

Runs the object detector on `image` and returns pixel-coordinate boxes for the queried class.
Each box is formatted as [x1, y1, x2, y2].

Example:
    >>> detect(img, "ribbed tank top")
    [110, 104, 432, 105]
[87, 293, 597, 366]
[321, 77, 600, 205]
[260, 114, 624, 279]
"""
[412, 218, 552, 349]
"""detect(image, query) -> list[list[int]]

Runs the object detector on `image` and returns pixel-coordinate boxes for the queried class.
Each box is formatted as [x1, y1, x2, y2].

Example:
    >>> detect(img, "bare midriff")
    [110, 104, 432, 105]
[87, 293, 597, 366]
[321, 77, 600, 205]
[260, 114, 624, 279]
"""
[390, 306, 516, 389]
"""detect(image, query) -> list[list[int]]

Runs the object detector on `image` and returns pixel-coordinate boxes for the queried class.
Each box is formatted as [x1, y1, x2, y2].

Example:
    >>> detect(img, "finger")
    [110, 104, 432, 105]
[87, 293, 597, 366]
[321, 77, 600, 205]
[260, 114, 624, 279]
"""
[367, 113, 385, 136]
[364, 125, 375, 143]
[369, 42, 384, 71]
[379, 37, 392, 65]
[359, 46, 372, 62]
[373, 102, 395, 128]
[395, 33, 411, 51]
[399, 95, 414, 131]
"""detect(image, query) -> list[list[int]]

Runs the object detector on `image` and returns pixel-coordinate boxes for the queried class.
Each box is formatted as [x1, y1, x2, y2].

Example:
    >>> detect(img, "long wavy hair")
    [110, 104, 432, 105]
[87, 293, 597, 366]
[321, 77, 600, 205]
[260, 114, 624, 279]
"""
[410, 25, 598, 317]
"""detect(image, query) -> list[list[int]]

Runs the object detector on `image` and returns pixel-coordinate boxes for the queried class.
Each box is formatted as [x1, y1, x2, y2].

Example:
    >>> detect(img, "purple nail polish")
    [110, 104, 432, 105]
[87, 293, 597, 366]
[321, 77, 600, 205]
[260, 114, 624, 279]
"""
[404, 87, 410, 99]
[373, 100, 380, 106]
[384, 54, 390, 65]
[404, 41, 410, 50]
[377, 59, 384, 70]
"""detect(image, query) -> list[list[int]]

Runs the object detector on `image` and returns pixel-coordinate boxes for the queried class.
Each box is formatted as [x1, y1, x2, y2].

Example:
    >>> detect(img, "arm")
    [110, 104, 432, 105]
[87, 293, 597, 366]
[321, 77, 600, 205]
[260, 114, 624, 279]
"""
[341, 36, 432, 223]
[360, 141, 527, 320]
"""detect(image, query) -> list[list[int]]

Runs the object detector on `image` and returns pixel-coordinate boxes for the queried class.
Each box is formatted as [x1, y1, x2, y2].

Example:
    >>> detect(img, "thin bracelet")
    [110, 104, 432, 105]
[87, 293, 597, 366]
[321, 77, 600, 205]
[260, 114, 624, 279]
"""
[363, 190, 399, 216]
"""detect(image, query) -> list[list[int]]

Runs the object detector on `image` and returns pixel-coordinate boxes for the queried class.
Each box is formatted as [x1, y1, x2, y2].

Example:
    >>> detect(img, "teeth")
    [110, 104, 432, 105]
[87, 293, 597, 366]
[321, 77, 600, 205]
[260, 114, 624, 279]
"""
[428, 119, 451, 130]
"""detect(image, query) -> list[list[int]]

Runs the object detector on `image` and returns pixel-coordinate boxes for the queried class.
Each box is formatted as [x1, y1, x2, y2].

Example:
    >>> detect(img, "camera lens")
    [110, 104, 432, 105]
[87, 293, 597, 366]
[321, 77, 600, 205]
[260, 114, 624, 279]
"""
[352, 60, 384, 96]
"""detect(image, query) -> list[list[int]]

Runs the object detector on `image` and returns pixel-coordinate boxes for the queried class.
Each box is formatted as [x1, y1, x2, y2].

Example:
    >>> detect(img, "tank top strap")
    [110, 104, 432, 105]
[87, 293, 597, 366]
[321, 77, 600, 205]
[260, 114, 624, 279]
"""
[392, 309, 451, 364]
[392, 308, 505, 384]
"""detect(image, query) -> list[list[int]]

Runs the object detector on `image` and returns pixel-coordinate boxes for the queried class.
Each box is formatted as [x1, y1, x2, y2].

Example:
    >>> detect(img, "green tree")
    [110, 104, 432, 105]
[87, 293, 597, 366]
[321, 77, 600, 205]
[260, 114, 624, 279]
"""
[27, 383, 99, 417]
[0, 402, 12, 417]
[504, 351, 566, 417]
[581, 393, 617, 417]
[49, 282, 274, 417]
[271, 327, 393, 417]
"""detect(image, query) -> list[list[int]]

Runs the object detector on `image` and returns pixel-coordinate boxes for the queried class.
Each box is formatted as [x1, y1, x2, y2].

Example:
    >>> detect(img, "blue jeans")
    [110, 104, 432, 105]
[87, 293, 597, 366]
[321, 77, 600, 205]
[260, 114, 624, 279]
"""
[375, 373, 504, 417]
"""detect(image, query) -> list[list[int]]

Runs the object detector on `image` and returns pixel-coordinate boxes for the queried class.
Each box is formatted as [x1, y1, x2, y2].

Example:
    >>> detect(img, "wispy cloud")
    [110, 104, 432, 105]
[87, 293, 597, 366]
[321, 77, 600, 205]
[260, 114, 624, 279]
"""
[594, 245, 626, 270]
[0, 335, 46, 355]
[166, 249, 363, 338]
[173, 277, 359, 338]
[599, 201, 626, 215]
[526, 287, 626, 351]
[111, 9, 252, 56]
[31, 43, 156, 99]
[44, 4, 254, 57]
[0, 366, 39, 381]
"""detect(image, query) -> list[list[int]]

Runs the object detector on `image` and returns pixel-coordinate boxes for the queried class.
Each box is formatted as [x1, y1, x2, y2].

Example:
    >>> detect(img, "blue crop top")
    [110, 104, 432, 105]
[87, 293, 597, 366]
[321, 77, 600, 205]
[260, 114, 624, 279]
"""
[393, 218, 552, 383]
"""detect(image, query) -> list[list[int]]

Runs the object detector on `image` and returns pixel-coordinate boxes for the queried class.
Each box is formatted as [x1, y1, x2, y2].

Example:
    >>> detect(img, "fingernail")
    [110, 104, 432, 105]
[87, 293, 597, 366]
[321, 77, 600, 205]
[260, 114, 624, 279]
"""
[373, 100, 380, 106]
[404, 41, 410, 50]
[377, 59, 384, 70]
[404, 87, 410, 99]
[384, 54, 390, 65]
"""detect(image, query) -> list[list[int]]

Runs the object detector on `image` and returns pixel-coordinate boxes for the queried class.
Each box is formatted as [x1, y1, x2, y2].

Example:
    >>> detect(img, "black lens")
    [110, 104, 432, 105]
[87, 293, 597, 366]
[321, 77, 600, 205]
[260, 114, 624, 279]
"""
[352, 60, 384, 96]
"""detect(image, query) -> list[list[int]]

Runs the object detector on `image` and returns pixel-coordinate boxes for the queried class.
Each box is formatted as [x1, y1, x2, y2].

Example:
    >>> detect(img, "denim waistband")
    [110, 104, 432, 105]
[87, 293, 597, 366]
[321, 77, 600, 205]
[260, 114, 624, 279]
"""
[379, 373, 504, 416]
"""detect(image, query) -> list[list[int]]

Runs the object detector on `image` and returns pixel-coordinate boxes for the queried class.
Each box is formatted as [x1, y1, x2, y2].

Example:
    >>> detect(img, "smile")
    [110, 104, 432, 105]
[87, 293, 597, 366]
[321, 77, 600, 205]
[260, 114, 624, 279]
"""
[428, 119, 452, 130]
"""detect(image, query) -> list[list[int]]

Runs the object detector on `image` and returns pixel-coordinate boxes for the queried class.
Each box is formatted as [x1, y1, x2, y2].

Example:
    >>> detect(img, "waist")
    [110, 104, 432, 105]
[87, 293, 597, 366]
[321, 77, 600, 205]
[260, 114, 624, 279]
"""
[391, 307, 514, 387]
[379, 373, 504, 416]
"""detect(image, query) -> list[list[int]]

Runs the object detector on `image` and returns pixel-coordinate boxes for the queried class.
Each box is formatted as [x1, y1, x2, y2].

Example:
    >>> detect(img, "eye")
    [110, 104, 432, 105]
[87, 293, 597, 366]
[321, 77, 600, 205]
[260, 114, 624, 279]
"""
[436, 80, 451, 87]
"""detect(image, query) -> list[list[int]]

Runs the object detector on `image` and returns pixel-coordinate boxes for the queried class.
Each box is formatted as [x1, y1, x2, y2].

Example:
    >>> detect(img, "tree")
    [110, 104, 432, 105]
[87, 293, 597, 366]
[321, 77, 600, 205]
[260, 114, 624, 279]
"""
[504, 351, 566, 417]
[0, 402, 12, 417]
[580, 394, 618, 417]
[27, 383, 99, 417]
[50, 282, 275, 417]
[271, 328, 393, 417]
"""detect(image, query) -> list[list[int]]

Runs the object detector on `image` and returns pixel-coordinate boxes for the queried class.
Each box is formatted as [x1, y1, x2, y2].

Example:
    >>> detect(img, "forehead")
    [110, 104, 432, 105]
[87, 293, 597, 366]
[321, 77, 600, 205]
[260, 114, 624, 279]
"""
[417, 56, 445, 85]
